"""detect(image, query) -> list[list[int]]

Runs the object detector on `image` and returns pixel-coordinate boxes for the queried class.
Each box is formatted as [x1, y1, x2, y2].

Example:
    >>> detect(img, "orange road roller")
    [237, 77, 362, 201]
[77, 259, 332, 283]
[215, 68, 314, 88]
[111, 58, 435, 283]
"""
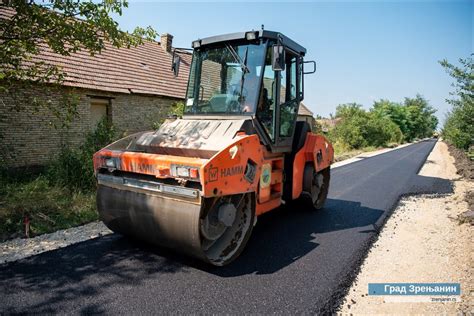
[93, 30, 334, 266]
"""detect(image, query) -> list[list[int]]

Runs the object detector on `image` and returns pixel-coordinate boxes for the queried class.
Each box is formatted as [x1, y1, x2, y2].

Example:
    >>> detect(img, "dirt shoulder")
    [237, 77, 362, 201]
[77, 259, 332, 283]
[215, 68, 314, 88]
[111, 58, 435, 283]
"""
[339, 140, 473, 314]
[447, 142, 474, 218]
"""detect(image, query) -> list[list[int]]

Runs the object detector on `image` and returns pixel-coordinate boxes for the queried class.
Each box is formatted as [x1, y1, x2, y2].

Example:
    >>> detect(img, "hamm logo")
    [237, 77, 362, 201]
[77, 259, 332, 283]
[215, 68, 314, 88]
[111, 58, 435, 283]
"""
[208, 167, 218, 182]
[221, 165, 244, 178]
[129, 162, 155, 174]
[207, 165, 244, 182]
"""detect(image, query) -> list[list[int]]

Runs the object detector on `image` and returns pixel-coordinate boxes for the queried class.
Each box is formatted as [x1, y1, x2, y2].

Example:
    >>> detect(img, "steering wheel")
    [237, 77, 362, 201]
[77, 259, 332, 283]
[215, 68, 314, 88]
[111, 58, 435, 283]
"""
[227, 100, 241, 113]
[227, 84, 249, 113]
[193, 99, 213, 113]
[229, 84, 248, 98]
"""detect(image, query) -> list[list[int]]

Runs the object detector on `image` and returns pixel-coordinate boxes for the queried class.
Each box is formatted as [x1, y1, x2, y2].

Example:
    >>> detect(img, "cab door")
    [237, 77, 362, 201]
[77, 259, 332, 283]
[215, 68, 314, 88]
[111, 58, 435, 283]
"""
[255, 45, 302, 153]
[274, 51, 300, 152]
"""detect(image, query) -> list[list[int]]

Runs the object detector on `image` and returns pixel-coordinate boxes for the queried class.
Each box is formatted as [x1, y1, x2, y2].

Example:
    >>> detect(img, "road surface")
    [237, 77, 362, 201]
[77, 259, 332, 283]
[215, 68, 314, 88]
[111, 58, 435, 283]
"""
[0, 139, 451, 314]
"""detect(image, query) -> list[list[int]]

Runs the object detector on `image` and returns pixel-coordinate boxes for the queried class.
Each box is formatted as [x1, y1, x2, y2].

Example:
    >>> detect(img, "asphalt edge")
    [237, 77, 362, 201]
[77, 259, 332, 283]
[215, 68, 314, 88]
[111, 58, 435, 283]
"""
[319, 139, 439, 314]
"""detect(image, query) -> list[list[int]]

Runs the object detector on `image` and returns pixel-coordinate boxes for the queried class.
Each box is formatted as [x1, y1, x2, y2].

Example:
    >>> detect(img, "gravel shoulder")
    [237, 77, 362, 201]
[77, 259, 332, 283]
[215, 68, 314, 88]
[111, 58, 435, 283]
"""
[339, 140, 473, 314]
[0, 222, 111, 264]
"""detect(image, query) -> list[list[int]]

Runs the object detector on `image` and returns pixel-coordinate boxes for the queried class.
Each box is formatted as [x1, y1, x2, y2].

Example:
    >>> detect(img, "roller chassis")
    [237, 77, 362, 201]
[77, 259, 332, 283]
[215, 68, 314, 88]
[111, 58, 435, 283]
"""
[93, 29, 334, 266]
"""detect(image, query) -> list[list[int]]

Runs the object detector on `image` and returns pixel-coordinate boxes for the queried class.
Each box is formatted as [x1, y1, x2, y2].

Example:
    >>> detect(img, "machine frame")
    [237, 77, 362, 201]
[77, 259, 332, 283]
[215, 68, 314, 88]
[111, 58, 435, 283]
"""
[93, 30, 333, 266]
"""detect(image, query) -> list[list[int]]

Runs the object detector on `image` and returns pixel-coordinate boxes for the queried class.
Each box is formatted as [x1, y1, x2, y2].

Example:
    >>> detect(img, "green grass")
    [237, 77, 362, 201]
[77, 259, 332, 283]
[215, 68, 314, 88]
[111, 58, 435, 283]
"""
[0, 119, 115, 241]
[0, 174, 97, 241]
[333, 142, 399, 161]
[333, 141, 379, 162]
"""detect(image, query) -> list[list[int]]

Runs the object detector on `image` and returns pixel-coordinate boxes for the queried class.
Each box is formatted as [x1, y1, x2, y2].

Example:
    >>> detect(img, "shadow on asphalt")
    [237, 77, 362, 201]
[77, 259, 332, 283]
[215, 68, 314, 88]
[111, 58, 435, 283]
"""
[407, 175, 453, 195]
[0, 198, 387, 314]
[208, 198, 384, 276]
[210, 172, 451, 277]
[0, 234, 189, 314]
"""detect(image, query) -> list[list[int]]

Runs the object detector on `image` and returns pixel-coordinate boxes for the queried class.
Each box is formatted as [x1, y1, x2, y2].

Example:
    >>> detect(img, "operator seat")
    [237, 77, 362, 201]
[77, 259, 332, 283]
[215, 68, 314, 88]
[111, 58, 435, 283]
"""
[292, 121, 311, 152]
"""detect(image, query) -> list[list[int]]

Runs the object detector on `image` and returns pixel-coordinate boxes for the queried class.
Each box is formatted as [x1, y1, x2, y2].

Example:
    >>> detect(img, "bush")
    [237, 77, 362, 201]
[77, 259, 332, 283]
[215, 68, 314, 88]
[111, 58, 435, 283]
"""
[365, 112, 403, 146]
[440, 56, 473, 150]
[47, 118, 116, 192]
[372, 96, 438, 142]
[0, 120, 114, 239]
[330, 114, 367, 148]
[329, 104, 403, 149]
[443, 107, 473, 150]
[153, 101, 185, 129]
[0, 175, 97, 240]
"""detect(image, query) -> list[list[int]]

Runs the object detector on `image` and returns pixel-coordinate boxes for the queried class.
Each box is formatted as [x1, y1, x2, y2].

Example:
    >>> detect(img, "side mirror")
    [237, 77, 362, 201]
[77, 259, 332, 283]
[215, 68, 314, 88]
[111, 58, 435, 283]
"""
[271, 44, 285, 71]
[303, 60, 316, 74]
[171, 52, 180, 77]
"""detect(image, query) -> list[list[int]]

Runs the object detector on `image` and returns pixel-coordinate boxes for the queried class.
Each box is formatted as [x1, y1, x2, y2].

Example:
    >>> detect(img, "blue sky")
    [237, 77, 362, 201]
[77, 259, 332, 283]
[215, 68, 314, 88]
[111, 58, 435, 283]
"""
[114, 1, 472, 123]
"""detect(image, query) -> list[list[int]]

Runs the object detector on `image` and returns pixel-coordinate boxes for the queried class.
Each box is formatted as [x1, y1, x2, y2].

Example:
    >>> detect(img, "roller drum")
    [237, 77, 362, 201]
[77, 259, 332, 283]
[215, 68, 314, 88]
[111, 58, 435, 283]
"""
[97, 182, 255, 266]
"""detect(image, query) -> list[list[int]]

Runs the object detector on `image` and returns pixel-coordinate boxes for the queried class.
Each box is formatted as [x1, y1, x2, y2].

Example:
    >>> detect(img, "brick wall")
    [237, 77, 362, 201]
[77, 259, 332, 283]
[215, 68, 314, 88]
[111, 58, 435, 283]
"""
[0, 83, 179, 167]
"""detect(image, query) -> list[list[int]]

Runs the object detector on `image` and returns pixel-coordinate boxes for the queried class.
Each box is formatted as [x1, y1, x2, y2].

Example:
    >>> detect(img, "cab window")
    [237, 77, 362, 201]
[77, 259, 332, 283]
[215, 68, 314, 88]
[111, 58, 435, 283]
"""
[279, 53, 298, 137]
[256, 47, 276, 141]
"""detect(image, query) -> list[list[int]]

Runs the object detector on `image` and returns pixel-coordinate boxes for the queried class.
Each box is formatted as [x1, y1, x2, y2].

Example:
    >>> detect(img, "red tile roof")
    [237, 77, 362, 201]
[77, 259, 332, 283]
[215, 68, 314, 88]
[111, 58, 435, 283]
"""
[1, 7, 191, 99]
[0, 6, 14, 19]
[316, 117, 342, 129]
[35, 42, 191, 98]
[298, 102, 314, 116]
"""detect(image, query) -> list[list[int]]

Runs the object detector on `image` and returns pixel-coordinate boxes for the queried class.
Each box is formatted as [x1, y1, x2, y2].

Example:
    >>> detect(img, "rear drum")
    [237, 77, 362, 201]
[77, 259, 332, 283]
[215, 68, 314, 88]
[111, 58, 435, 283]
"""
[302, 165, 331, 210]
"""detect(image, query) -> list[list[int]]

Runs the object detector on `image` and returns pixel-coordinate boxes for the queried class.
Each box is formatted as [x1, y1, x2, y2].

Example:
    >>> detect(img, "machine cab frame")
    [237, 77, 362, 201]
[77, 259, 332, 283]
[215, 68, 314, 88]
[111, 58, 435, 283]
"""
[184, 30, 308, 153]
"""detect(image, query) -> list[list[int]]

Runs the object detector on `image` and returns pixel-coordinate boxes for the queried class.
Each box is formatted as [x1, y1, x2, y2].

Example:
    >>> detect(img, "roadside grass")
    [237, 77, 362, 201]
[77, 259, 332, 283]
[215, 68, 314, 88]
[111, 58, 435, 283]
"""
[0, 172, 97, 241]
[333, 142, 376, 162]
[332, 140, 402, 162]
[0, 120, 114, 242]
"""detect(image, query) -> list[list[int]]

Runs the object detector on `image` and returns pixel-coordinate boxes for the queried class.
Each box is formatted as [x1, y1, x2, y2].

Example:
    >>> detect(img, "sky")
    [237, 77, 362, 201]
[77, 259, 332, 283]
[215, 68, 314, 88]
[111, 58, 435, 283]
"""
[114, 1, 472, 123]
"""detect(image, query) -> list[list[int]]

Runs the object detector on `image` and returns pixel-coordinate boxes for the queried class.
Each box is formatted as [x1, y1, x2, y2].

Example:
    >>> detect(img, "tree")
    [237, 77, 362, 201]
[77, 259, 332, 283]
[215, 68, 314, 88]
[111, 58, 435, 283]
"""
[331, 102, 402, 149]
[335, 103, 365, 119]
[0, 0, 157, 125]
[373, 99, 409, 139]
[440, 55, 474, 150]
[399, 95, 437, 141]
[372, 96, 438, 142]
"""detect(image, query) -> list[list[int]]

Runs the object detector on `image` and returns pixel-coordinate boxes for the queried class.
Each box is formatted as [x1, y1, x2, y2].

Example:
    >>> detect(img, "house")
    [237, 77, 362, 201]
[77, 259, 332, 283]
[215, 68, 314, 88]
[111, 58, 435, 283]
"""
[297, 102, 316, 129]
[1, 6, 320, 168]
[316, 117, 342, 132]
[1, 7, 191, 167]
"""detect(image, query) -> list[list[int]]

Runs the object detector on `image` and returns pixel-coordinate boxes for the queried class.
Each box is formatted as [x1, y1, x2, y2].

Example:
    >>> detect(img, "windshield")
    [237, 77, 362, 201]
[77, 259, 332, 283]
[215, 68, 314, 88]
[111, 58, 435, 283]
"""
[185, 41, 266, 115]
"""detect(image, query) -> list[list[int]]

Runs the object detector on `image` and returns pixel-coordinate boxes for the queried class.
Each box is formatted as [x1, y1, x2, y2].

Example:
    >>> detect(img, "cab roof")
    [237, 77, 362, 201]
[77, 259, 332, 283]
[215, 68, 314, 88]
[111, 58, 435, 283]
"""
[192, 30, 307, 56]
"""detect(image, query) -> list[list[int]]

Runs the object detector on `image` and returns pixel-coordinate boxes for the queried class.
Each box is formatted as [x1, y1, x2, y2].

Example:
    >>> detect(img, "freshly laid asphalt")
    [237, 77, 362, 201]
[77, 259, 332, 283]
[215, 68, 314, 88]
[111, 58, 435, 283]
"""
[0, 139, 452, 314]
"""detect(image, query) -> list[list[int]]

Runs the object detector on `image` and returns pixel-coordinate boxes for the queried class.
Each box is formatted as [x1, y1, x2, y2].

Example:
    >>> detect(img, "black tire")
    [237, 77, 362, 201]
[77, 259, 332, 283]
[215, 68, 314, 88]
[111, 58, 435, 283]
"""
[302, 165, 330, 210]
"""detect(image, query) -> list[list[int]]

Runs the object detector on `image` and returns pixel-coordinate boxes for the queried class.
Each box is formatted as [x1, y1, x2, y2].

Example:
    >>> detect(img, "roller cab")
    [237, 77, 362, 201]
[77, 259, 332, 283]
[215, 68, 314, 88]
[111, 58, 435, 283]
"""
[94, 30, 334, 266]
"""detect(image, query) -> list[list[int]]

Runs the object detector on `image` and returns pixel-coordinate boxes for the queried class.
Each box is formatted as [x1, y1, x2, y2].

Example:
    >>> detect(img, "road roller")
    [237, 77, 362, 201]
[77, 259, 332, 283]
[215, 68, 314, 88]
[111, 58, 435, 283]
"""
[93, 30, 334, 266]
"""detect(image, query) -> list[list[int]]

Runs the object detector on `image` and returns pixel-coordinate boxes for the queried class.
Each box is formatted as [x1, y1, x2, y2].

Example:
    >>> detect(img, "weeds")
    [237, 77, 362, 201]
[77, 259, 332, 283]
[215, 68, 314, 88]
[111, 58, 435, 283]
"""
[0, 120, 115, 240]
[0, 175, 97, 240]
[47, 118, 116, 192]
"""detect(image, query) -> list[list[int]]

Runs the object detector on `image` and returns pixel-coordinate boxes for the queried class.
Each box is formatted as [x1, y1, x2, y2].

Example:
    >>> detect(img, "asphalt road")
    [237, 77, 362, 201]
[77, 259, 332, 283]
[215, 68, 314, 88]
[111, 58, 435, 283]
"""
[0, 139, 452, 314]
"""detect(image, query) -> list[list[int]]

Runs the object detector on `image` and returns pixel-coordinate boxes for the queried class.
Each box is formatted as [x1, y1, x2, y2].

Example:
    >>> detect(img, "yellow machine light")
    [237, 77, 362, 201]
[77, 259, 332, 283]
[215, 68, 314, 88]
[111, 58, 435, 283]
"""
[245, 31, 258, 41]
[192, 40, 201, 48]
[105, 158, 115, 168]
[176, 166, 190, 178]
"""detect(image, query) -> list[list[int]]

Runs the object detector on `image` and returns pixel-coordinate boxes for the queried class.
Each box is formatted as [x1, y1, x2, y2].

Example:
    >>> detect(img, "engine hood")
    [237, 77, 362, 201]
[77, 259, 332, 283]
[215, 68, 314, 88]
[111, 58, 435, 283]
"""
[111, 118, 253, 159]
